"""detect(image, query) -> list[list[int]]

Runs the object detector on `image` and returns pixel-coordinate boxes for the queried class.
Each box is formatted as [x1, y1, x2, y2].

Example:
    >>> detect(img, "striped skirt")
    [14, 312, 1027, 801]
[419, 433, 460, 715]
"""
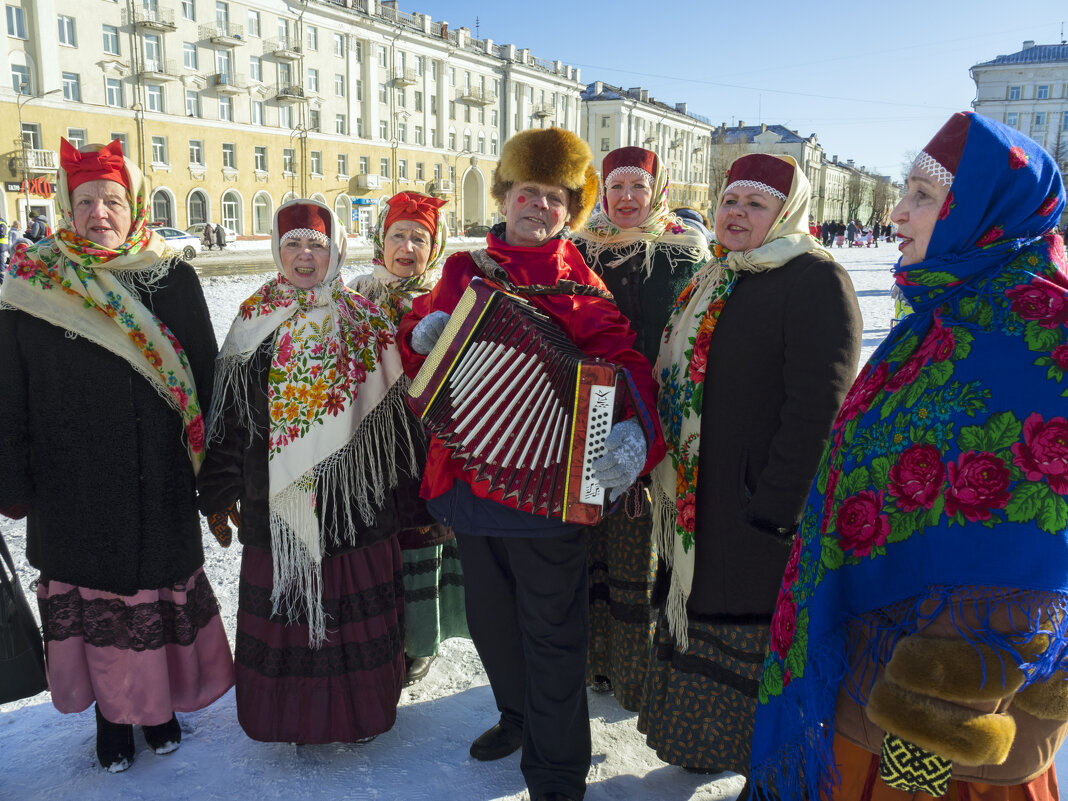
[401, 538, 468, 659]
[585, 508, 657, 711]
[638, 612, 769, 774]
[37, 568, 234, 726]
[234, 541, 405, 744]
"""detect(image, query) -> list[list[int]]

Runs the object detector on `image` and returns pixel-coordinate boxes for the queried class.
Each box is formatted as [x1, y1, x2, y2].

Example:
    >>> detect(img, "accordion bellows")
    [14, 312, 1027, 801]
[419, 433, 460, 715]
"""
[408, 278, 620, 524]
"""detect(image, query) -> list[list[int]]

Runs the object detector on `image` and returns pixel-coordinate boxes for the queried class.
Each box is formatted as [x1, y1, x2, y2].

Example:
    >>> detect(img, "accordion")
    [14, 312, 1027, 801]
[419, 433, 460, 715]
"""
[408, 277, 638, 525]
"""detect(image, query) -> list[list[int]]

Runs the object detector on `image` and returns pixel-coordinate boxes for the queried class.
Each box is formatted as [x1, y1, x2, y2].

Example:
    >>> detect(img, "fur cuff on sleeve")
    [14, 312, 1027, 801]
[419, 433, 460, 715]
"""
[866, 678, 1016, 766]
[885, 634, 1025, 703]
[1013, 672, 1068, 721]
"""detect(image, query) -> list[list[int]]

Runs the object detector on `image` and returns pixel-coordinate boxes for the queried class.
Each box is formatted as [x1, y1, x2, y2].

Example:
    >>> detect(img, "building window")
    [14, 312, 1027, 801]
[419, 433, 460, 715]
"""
[249, 55, 261, 82]
[1006, 112, 1019, 127]
[246, 9, 259, 37]
[181, 0, 195, 20]
[185, 90, 200, 117]
[151, 135, 168, 165]
[416, 162, 424, 181]
[306, 25, 317, 50]
[102, 24, 120, 54]
[601, 137, 610, 152]
[221, 143, 236, 169]
[20, 122, 40, 149]
[62, 72, 81, 102]
[143, 32, 162, 71]
[378, 82, 387, 103]
[251, 100, 264, 125]
[491, 134, 499, 156]
[379, 157, 389, 177]
[279, 104, 291, 128]
[355, 79, 362, 101]
[377, 46, 387, 67]
[448, 66, 455, 86]
[183, 43, 198, 70]
[396, 89, 406, 108]
[397, 122, 407, 141]
[58, 15, 76, 46]
[398, 159, 407, 180]
[448, 131, 456, 150]
[253, 193, 271, 234]
[463, 132, 472, 151]
[310, 150, 322, 175]
[111, 132, 128, 154]
[221, 190, 239, 232]
[353, 40, 362, 62]
[146, 84, 163, 112]
[449, 101, 456, 120]
[308, 109, 320, 131]
[283, 148, 295, 173]
[379, 120, 389, 139]
[6, 5, 25, 39]
[106, 77, 123, 106]
[215, 1, 229, 28]
[189, 139, 204, 165]
[414, 90, 423, 112]
[1063, 111, 1068, 130]
[66, 128, 87, 148]
[359, 155, 368, 174]
[219, 95, 232, 121]
[307, 67, 318, 93]
[335, 114, 346, 134]
[1035, 111, 1047, 128]
[337, 153, 347, 176]
[254, 146, 267, 171]
[333, 32, 344, 57]
[415, 125, 424, 145]
[334, 73, 344, 96]
[1008, 86, 1021, 101]
[430, 95, 437, 114]
[1037, 84, 1050, 100]
[413, 55, 423, 75]
[433, 163, 442, 181]
[478, 132, 485, 154]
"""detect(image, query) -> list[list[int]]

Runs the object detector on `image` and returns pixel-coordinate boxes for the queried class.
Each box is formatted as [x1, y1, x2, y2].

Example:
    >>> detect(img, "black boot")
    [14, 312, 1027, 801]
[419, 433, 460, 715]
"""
[143, 714, 182, 755]
[95, 704, 134, 773]
[404, 655, 436, 686]
[469, 721, 522, 761]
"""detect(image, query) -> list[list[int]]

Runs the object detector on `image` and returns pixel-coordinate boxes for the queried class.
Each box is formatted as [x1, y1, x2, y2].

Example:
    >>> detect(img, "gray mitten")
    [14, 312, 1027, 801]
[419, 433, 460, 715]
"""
[411, 310, 450, 355]
[591, 418, 647, 501]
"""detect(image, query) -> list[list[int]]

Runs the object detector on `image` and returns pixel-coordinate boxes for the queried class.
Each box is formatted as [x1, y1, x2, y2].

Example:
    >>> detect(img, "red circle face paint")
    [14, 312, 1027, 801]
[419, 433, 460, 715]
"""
[516, 195, 527, 205]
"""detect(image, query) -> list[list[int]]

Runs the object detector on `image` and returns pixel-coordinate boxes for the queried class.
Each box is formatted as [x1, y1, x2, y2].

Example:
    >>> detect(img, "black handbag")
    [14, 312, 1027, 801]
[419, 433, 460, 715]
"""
[0, 532, 48, 703]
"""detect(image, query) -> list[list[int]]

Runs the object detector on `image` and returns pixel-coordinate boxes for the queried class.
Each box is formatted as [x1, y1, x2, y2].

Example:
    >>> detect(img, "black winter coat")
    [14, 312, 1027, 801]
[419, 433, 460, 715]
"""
[0, 261, 217, 594]
[689, 251, 862, 621]
[197, 341, 422, 556]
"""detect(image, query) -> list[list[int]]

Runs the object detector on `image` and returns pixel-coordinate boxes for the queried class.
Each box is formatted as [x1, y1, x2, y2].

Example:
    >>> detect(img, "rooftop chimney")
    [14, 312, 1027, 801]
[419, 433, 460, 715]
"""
[1023, 40, 1036, 49]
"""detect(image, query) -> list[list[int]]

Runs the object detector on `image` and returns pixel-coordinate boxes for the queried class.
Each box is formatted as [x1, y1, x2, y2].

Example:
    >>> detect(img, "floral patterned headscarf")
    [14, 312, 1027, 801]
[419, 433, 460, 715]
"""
[1, 142, 205, 471]
[211, 199, 413, 646]
[751, 113, 1068, 801]
[572, 147, 709, 278]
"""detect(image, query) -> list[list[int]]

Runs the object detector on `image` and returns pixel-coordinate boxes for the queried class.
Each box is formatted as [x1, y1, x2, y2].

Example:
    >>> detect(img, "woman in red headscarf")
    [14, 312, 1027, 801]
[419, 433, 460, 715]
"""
[197, 198, 419, 744]
[349, 192, 469, 687]
[0, 139, 233, 772]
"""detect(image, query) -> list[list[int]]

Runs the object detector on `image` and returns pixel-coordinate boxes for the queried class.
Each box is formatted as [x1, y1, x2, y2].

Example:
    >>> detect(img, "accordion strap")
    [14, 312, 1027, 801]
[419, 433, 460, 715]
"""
[470, 249, 616, 303]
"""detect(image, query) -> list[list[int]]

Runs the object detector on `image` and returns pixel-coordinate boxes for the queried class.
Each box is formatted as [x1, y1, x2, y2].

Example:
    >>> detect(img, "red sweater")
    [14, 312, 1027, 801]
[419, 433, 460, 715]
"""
[398, 232, 666, 508]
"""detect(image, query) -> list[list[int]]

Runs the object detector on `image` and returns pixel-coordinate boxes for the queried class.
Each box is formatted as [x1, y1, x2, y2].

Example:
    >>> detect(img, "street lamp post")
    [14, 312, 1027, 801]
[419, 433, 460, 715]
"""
[16, 84, 61, 220]
[450, 149, 477, 232]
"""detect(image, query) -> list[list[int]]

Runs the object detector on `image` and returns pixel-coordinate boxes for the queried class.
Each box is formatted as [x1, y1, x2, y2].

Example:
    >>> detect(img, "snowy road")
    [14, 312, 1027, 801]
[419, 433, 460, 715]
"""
[4, 244, 1051, 801]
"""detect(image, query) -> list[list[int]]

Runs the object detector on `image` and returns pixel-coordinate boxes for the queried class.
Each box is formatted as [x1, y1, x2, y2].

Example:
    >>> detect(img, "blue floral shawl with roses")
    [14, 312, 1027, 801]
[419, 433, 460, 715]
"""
[751, 112, 1068, 801]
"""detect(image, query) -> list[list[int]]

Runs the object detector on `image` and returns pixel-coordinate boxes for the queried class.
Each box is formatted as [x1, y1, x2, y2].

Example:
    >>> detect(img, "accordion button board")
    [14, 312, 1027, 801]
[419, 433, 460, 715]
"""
[408, 277, 620, 525]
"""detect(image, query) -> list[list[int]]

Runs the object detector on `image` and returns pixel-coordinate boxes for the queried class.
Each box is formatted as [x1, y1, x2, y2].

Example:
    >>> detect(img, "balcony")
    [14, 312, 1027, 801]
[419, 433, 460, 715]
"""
[531, 103, 554, 120]
[212, 73, 247, 94]
[457, 88, 496, 106]
[140, 59, 180, 82]
[356, 173, 381, 190]
[274, 84, 307, 104]
[265, 36, 302, 60]
[393, 68, 417, 86]
[199, 23, 245, 46]
[429, 178, 451, 196]
[124, 5, 177, 31]
[16, 148, 59, 174]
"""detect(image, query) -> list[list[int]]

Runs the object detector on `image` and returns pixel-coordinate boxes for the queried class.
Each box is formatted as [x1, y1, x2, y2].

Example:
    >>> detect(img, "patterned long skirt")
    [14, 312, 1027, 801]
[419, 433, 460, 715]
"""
[637, 612, 769, 774]
[586, 508, 657, 711]
[37, 568, 234, 726]
[402, 539, 468, 659]
[830, 734, 1059, 801]
[234, 541, 405, 744]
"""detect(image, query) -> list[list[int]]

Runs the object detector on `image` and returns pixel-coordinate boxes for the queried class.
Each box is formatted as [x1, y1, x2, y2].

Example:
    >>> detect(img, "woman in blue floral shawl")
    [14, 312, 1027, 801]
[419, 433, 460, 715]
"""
[751, 113, 1068, 801]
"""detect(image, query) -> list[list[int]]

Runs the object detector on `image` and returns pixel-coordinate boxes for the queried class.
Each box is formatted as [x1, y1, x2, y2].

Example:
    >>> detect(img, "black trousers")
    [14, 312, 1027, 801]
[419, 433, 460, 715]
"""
[455, 530, 591, 800]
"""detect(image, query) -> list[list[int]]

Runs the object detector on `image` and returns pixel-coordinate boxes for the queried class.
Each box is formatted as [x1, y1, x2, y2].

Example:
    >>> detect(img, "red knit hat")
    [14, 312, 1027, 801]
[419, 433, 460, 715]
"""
[383, 192, 446, 237]
[60, 138, 129, 193]
[277, 202, 332, 242]
[724, 154, 794, 201]
[915, 112, 971, 187]
[602, 146, 658, 187]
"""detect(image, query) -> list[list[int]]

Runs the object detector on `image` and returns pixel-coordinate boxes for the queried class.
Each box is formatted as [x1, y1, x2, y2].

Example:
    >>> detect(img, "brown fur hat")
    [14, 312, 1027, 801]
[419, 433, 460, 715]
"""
[491, 127, 599, 230]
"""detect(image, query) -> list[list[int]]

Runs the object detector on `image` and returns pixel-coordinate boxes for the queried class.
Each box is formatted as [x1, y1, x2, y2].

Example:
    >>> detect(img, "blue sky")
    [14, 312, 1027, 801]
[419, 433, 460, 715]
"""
[410, 0, 1066, 179]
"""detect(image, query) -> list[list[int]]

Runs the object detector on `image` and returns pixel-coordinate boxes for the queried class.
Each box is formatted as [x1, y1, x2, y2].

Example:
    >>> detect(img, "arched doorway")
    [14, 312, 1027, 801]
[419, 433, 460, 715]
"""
[460, 165, 486, 229]
[334, 194, 351, 234]
[187, 189, 209, 227]
[221, 189, 242, 234]
[151, 188, 174, 226]
[252, 191, 272, 235]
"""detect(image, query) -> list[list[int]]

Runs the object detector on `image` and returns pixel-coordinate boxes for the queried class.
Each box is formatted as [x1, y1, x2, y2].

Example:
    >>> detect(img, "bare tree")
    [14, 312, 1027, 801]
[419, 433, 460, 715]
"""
[870, 178, 892, 225]
[706, 141, 751, 203]
[846, 172, 864, 221]
[900, 149, 918, 183]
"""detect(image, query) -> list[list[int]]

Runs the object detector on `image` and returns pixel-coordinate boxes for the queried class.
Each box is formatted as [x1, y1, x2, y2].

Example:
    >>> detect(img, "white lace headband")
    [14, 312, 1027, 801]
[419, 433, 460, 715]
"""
[723, 179, 787, 202]
[913, 151, 954, 187]
[605, 166, 653, 188]
[281, 227, 330, 245]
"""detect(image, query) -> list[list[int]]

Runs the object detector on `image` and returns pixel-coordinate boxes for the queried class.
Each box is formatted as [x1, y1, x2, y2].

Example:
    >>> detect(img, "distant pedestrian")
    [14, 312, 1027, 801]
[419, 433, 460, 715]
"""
[214, 222, 226, 249]
[202, 222, 215, 251]
[26, 213, 47, 242]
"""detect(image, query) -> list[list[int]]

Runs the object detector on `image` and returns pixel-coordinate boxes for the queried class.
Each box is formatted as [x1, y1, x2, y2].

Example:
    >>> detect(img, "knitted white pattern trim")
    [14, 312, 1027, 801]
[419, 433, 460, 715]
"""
[605, 165, 653, 188]
[281, 227, 330, 244]
[914, 151, 954, 187]
[724, 179, 787, 202]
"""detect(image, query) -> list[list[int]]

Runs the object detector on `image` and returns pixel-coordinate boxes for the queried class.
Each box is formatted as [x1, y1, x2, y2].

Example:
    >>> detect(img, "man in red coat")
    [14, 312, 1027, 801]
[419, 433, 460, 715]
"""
[399, 127, 665, 801]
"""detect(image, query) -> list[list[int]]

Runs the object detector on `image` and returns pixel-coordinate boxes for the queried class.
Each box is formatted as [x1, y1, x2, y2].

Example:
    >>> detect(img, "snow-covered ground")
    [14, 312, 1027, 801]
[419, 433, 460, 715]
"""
[4, 243, 1050, 801]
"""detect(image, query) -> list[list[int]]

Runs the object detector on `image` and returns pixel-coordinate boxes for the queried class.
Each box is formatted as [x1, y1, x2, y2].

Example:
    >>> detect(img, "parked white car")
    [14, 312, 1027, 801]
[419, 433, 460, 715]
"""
[153, 226, 202, 260]
[186, 223, 238, 247]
